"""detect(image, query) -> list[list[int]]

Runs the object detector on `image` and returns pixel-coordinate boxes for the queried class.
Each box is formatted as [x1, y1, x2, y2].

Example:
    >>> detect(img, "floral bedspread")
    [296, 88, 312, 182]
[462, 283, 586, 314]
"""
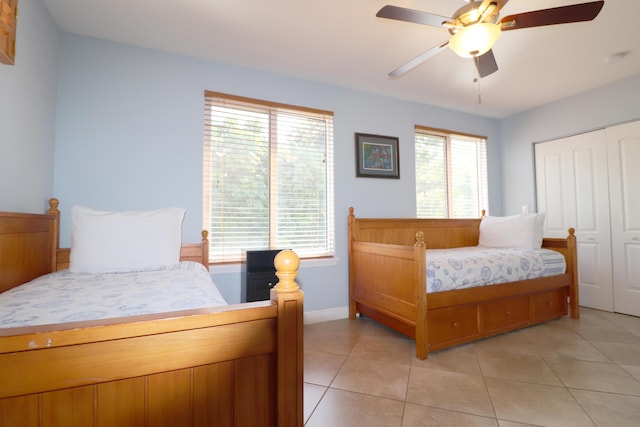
[0, 261, 227, 328]
[426, 247, 566, 293]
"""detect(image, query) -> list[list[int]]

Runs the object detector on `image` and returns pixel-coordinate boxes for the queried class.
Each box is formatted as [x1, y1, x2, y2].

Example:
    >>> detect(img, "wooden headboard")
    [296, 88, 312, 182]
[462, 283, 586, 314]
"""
[0, 198, 210, 292]
[348, 207, 483, 249]
[0, 209, 57, 293]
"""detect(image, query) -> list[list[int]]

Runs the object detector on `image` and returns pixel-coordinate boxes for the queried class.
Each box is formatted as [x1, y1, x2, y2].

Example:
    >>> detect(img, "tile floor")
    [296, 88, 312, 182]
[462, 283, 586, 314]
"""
[303, 307, 640, 427]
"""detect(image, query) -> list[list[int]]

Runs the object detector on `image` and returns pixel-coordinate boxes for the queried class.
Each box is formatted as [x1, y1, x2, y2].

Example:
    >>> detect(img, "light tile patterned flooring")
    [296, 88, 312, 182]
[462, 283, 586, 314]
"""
[303, 307, 640, 426]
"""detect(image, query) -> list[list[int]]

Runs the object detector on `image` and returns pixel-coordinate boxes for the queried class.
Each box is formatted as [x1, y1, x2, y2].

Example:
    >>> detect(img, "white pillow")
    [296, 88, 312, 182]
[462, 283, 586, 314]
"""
[478, 213, 546, 249]
[70, 205, 185, 273]
[532, 212, 546, 249]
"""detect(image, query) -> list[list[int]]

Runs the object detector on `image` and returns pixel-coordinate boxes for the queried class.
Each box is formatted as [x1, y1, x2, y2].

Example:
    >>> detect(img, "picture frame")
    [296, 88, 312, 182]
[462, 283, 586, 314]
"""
[355, 133, 400, 178]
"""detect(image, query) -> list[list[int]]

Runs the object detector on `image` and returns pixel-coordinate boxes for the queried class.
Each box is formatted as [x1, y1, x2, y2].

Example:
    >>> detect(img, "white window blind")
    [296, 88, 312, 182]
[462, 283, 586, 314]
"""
[415, 126, 488, 218]
[203, 91, 335, 263]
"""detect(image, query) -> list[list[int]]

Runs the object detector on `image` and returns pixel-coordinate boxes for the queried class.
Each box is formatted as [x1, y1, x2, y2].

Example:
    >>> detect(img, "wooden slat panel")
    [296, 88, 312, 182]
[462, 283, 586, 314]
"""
[351, 242, 417, 315]
[193, 362, 234, 427]
[97, 377, 146, 427]
[235, 354, 275, 427]
[0, 319, 276, 398]
[0, 394, 39, 427]
[0, 211, 57, 292]
[55, 248, 70, 271]
[1, 359, 277, 427]
[0, 212, 54, 233]
[42, 385, 94, 427]
[0, 232, 53, 292]
[147, 369, 192, 427]
[351, 216, 482, 247]
[180, 240, 208, 266]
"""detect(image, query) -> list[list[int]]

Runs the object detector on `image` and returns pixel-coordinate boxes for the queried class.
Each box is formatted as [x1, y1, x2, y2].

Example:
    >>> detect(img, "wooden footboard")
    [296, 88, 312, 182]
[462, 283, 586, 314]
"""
[349, 238, 425, 338]
[0, 202, 304, 427]
[348, 207, 579, 360]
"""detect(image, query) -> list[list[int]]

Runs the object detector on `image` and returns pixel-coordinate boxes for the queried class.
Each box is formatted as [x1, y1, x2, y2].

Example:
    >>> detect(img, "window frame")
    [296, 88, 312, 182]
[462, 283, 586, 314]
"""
[203, 91, 335, 264]
[414, 125, 488, 218]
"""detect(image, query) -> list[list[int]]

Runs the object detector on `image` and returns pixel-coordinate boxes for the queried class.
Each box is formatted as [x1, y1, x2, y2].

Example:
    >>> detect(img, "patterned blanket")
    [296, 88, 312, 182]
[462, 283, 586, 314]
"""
[0, 261, 227, 327]
[426, 247, 566, 293]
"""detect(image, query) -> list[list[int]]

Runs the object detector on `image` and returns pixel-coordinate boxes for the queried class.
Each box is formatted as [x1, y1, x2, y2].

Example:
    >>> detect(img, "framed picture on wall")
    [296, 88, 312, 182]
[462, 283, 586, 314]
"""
[355, 133, 400, 178]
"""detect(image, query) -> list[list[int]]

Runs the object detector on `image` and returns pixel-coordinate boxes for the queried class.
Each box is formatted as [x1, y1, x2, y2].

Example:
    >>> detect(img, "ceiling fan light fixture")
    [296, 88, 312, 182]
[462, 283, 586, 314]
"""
[449, 23, 501, 58]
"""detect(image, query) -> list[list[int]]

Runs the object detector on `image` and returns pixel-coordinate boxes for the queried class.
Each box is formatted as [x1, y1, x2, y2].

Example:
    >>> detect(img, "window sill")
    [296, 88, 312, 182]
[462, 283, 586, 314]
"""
[209, 256, 340, 275]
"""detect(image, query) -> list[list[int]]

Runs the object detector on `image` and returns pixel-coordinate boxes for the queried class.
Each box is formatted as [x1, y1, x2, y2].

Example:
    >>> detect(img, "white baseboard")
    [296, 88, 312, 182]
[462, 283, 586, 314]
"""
[304, 306, 349, 324]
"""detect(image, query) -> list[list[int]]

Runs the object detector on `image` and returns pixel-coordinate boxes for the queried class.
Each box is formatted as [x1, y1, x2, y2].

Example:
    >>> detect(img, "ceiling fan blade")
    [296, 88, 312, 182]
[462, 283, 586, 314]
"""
[376, 5, 449, 28]
[476, 50, 499, 78]
[499, 1, 604, 31]
[388, 41, 449, 78]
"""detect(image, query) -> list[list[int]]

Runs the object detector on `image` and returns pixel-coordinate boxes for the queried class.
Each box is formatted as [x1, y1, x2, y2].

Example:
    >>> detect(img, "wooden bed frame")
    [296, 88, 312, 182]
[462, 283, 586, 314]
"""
[0, 199, 304, 427]
[348, 207, 579, 360]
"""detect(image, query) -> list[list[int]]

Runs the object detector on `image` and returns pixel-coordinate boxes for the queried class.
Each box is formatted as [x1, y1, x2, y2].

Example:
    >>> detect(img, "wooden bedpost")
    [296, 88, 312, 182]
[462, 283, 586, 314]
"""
[200, 229, 209, 266]
[272, 250, 304, 427]
[567, 228, 580, 319]
[414, 231, 429, 360]
[47, 198, 60, 272]
[348, 207, 357, 320]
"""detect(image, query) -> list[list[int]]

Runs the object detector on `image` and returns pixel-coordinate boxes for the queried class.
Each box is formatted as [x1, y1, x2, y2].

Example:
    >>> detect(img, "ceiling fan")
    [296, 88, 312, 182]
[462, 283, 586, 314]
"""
[377, 0, 605, 79]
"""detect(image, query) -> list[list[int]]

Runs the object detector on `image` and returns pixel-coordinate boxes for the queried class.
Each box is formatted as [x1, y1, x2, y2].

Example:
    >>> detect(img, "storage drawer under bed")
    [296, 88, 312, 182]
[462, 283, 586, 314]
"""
[482, 296, 530, 333]
[427, 288, 568, 350]
[532, 288, 568, 321]
[427, 304, 480, 347]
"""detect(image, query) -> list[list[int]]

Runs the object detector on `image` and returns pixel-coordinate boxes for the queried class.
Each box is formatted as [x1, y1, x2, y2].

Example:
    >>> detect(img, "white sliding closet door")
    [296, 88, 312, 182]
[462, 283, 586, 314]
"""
[606, 121, 640, 316]
[535, 130, 614, 311]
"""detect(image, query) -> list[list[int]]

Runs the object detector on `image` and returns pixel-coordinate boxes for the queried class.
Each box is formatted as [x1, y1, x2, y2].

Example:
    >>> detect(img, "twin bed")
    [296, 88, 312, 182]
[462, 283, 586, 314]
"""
[348, 207, 579, 360]
[0, 198, 580, 425]
[0, 199, 303, 427]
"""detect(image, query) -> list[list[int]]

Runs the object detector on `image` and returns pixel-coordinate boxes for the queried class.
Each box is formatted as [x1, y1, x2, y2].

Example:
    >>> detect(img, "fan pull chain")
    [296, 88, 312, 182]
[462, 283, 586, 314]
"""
[473, 56, 482, 105]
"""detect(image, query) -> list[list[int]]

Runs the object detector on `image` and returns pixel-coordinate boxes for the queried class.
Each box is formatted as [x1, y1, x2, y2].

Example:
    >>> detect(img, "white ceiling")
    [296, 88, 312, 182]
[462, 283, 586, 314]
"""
[42, 0, 640, 118]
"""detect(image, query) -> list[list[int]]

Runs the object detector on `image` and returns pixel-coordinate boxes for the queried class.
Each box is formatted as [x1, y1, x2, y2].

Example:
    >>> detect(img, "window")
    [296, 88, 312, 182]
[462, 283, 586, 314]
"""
[203, 91, 335, 263]
[415, 126, 488, 218]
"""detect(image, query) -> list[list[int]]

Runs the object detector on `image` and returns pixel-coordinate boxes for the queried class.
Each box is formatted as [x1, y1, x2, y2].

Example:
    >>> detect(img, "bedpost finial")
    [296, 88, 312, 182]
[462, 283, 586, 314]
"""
[274, 250, 300, 293]
[349, 207, 354, 216]
[568, 227, 575, 236]
[415, 231, 426, 247]
[201, 229, 209, 241]
[49, 198, 59, 211]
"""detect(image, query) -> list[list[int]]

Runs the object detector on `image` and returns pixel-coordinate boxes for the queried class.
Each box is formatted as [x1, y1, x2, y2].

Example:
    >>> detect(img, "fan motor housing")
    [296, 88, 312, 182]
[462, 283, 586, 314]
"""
[449, 1, 500, 35]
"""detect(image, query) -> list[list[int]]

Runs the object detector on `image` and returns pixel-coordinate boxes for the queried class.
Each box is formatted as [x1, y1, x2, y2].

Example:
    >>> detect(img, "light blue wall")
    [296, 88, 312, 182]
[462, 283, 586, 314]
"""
[52, 34, 501, 310]
[0, 0, 59, 212]
[499, 75, 640, 215]
[6, 4, 640, 313]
